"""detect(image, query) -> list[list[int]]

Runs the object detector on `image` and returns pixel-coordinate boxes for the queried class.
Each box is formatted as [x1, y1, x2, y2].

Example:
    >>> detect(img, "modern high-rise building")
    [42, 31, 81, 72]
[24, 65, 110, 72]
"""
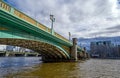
[90, 41, 120, 58]
[6, 45, 15, 51]
[6, 45, 29, 52]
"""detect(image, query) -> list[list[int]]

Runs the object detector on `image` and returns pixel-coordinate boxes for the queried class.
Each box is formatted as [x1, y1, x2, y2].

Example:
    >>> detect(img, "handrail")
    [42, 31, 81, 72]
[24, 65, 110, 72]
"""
[0, 1, 70, 43]
[0, 1, 10, 12]
[54, 32, 69, 42]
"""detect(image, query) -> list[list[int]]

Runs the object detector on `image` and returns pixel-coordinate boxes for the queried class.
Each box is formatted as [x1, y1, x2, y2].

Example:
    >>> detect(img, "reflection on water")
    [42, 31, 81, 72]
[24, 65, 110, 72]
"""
[0, 57, 42, 77]
[1, 58, 120, 78]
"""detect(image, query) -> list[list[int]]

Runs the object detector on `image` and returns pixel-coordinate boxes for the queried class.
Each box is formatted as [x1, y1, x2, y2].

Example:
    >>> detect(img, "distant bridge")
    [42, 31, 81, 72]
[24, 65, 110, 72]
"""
[0, 0, 88, 62]
[0, 51, 40, 57]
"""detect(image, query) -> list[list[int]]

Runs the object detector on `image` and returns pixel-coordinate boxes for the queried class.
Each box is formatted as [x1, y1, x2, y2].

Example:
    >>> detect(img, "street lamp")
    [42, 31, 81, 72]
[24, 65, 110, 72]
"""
[50, 15, 55, 34]
[69, 32, 71, 41]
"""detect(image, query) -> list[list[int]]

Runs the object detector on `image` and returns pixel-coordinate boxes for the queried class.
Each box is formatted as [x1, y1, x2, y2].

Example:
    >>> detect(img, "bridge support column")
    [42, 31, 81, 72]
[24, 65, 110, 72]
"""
[86, 53, 90, 59]
[70, 38, 78, 61]
[5, 52, 9, 57]
[83, 51, 87, 59]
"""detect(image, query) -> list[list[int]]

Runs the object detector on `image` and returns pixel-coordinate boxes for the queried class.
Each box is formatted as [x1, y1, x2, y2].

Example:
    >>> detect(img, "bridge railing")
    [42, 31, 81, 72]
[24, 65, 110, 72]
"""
[0, 1, 10, 12]
[14, 10, 37, 26]
[0, 1, 70, 43]
[54, 32, 69, 43]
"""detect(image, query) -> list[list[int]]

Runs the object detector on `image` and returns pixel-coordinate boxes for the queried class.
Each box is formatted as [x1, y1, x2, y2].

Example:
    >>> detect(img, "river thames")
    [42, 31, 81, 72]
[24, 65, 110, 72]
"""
[0, 57, 120, 78]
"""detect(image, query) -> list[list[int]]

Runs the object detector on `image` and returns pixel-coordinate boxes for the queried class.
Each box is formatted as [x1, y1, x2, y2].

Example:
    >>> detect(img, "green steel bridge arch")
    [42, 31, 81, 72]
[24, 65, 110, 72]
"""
[0, 1, 84, 62]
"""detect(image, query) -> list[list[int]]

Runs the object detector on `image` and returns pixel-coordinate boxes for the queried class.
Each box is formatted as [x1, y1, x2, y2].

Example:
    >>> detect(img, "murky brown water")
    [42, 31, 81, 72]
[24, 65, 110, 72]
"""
[5, 59, 120, 78]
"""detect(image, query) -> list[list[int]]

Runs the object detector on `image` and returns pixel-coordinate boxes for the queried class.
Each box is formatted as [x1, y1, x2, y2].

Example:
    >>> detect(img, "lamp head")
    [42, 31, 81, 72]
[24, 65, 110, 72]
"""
[50, 15, 54, 20]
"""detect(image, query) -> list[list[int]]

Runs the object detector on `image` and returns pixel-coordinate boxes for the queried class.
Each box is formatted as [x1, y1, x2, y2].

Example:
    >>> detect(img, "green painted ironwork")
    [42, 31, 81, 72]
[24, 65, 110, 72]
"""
[0, 0, 84, 60]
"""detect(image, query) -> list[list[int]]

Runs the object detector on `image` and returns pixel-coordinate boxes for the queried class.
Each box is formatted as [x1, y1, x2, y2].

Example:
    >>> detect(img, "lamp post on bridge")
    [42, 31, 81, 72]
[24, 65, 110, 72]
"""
[69, 32, 71, 41]
[50, 15, 55, 35]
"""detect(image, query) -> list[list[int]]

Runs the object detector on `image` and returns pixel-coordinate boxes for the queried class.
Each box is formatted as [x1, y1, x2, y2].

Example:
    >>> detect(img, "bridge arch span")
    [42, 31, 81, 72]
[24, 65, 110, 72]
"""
[0, 38, 70, 62]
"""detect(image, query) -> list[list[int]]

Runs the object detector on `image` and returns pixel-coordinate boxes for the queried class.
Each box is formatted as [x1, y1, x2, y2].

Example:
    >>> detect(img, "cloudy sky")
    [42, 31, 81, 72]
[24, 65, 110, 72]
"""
[4, 0, 120, 39]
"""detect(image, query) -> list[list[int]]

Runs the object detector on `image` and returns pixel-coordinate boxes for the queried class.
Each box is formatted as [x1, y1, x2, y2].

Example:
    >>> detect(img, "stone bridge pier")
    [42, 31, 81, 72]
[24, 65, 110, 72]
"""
[70, 38, 78, 61]
[42, 38, 78, 62]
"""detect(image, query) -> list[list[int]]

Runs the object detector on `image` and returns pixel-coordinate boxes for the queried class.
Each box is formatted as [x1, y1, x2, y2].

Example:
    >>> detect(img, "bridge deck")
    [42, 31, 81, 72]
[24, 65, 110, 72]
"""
[0, 0, 84, 52]
[0, 1, 70, 44]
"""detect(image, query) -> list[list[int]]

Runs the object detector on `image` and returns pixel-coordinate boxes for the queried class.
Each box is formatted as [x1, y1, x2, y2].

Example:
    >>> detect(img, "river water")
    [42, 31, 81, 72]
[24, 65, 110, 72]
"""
[0, 58, 120, 78]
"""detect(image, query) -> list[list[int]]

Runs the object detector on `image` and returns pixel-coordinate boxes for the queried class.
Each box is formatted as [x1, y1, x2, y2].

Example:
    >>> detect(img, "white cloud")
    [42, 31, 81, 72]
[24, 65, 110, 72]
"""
[5, 0, 120, 38]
